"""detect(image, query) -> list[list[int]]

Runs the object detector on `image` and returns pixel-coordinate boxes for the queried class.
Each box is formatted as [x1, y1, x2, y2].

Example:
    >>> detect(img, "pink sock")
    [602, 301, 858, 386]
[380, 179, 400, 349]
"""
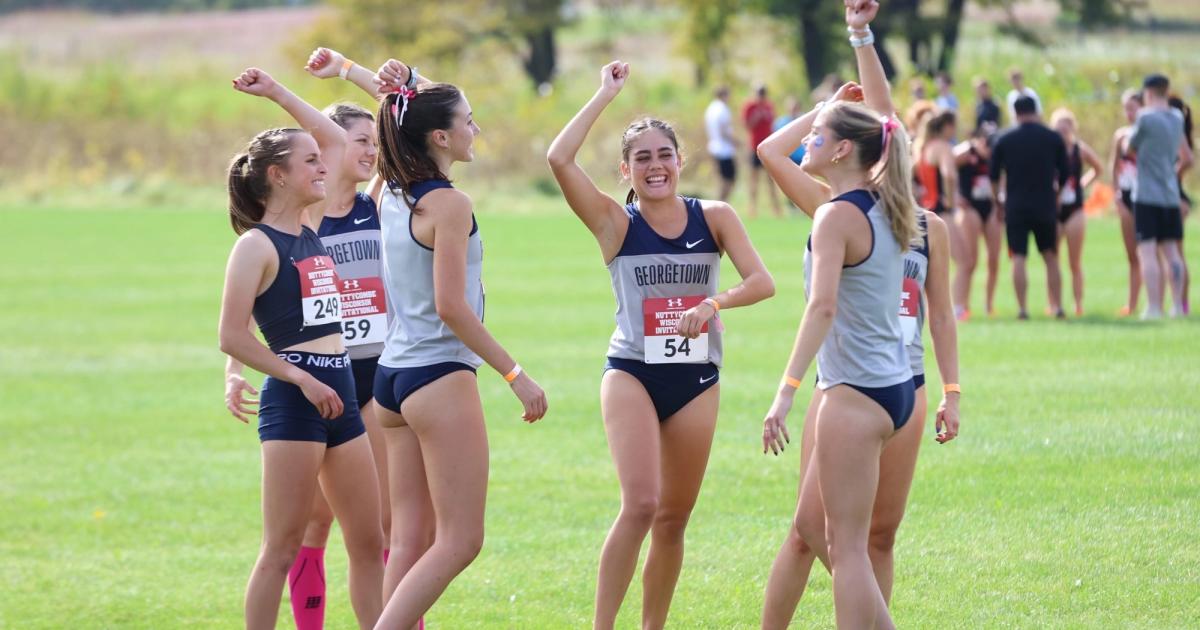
[288, 546, 326, 630]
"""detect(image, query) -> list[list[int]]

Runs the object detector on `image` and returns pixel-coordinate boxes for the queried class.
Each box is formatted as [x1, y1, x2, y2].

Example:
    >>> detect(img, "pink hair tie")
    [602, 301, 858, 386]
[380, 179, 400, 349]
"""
[393, 86, 416, 128]
[880, 115, 900, 153]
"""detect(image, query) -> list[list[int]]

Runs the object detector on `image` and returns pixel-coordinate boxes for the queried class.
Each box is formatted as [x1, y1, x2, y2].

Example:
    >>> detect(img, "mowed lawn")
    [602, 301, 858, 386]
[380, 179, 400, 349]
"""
[1, 193, 1197, 629]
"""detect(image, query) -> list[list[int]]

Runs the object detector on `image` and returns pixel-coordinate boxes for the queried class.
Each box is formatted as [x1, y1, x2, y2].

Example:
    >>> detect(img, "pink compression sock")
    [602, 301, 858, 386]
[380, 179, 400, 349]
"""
[288, 545, 326, 630]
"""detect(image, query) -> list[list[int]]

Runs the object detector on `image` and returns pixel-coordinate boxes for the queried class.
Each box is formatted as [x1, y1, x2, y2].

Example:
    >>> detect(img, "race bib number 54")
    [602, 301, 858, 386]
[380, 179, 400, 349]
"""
[643, 296, 710, 364]
[295, 255, 342, 327]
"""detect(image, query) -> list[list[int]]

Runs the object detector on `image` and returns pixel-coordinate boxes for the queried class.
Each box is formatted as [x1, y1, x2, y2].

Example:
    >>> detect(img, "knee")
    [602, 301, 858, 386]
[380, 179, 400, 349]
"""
[785, 522, 818, 559]
[260, 532, 306, 575]
[824, 528, 866, 565]
[441, 526, 484, 570]
[868, 520, 900, 557]
[304, 513, 334, 544]
[651, 507, 693, 543]
[793, 515, 824, 554]
[619, 494, 660, 531]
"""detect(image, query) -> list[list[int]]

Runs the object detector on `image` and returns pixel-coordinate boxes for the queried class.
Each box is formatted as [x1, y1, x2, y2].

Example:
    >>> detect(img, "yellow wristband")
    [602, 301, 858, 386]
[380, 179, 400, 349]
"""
[785, 376, 803, 389]
[339, 59, 354, 80]
[943, 383, 961, 394]
[703, 297, 720, 311]
[504, 364, 523, 383]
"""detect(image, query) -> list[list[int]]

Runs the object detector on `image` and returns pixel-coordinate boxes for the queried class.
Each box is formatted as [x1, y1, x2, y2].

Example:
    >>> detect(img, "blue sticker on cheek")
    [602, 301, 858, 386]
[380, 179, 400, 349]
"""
[811, 135, 825, 148]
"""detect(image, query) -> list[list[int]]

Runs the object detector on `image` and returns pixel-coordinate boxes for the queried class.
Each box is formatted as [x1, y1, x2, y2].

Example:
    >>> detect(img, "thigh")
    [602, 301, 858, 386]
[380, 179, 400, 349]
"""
[815, 387, 891, 538]
[601, 369, 663, 503]
[262, 440, 327, 540]
[873, 388, 928, 528]
[402, 371, 489, 533]
[1134, 204, 1160, 243]
[794, 390, 826, 534]
[658, 385, 720, 516]
[385, 424, 434, 536]
[1005, 215, 1029, 257]
[1032, 217, 1058, 254]
[320, 434, 383, 540]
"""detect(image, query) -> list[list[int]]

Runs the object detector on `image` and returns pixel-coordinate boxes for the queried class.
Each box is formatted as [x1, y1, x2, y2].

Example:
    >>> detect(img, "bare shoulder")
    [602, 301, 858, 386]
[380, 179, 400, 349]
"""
[422, 188, 475, 232]
[232, 227, 274, 257]
[697, 198, 739, 223]
[924, 209, 950, 247]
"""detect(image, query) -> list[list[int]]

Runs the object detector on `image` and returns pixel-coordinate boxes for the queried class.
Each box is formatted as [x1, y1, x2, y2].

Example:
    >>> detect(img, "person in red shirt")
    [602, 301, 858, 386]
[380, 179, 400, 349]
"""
[743, 85, 784, 218]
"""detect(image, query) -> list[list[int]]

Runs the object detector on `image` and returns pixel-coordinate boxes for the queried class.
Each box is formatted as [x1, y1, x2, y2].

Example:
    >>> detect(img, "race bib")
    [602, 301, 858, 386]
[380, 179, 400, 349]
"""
[1060, 178, 1078, 205]
[295, 255, 342, 327]
[899, 277, 920, 344]
[971, 175, 992, 201]
[1118, 162, 1136, 191]
[338, 276, 387, 346]
[643, 296, 710, 364]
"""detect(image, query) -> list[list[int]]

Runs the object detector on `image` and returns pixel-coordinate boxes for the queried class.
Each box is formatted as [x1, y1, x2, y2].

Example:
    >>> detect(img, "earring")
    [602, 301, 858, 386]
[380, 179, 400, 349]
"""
[833, 155, 841, 165]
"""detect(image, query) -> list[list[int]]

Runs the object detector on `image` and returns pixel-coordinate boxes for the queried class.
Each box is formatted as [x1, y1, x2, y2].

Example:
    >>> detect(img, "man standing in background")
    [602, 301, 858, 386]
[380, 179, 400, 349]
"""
[741, 84, 782, 218]
[705, 85, 737, 202]
[1129, 73, 1190, 318]
[935, 72, 959, 112]
[1005, 69, 1042, 121]
[990, 96, 1068, 320]
[974, 77, 1002, 128]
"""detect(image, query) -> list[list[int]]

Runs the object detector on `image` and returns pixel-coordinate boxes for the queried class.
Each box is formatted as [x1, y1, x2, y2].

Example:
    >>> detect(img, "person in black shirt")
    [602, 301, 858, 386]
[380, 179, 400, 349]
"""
[990, 96, 1069, 319]
[974, 77, 1001, 129]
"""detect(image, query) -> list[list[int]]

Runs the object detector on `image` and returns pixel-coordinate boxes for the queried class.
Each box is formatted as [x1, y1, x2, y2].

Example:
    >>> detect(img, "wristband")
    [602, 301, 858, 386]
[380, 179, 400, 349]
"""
[703, 297, 721, 312]
[943, 383, 961, 394]
[339, 59, 354, 80]
[785, 376, 803, 389]
[504, 364, 523, 383]
[405, 65, 419, 89]
[847, 25, 872, 35]
[850, 32, 875, 48]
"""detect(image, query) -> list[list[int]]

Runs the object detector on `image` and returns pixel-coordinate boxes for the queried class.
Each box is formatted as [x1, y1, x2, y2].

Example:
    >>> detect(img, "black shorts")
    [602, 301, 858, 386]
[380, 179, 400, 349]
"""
[258, 351, 365, 447]
[350, 355, 379, 408]
[828, 379, 915, 431]
[1133, 203, 1184, 242]
[605, 357, 719, 421]
[1119, 189, 1134, 211]
[1006, 210, 1057, 256]
[968, 199, 993, 223]
[373, 361, 477, 414]
[1058, 203, 1083, 224]
[715, 157, 736, 181]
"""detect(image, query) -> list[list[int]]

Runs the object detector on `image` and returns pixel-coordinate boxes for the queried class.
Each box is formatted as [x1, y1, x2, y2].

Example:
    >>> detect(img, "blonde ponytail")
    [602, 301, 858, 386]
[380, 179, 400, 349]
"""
[824, 101, 922, 251]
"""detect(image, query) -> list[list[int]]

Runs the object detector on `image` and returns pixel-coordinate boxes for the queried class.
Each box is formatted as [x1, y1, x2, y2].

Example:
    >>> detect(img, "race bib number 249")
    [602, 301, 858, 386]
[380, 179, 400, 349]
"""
[295, 255, 342, 327]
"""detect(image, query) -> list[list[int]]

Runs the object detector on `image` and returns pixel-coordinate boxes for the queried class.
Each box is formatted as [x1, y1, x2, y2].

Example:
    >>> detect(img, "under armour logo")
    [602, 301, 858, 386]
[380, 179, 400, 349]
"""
[667, 298, 684, 308]
[313, 257, 326, 267]
[344, 279, 360, 290]
[305, 596, 322, 609]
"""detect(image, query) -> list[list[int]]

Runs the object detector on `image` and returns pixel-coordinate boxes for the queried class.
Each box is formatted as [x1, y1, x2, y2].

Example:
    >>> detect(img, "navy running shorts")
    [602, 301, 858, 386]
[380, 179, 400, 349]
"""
[373, 362, 477, 414]
[604, 357, 719, 422]
[258, 351, 366, 447]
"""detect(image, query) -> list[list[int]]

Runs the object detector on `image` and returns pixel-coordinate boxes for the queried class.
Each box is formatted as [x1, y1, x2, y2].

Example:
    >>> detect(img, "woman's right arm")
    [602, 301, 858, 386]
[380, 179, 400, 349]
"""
[427, 190, 548, 422]
[304, 47, 386, 100]
[758, 84, 865, 216]
[374, 59, 436, 93]
[846, 0, 895, 119]
[546, 61, 631, 261]
[224, 318, 259, 423]
[218, 232, 344, 419]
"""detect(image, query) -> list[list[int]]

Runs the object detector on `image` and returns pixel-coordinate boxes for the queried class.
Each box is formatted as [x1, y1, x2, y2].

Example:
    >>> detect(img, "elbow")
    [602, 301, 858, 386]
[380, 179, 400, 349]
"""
[806, 299, 836, 322]
[435, 299, 467, 326]
[760, 273, 777, 301]
[218, 332, 238, 357]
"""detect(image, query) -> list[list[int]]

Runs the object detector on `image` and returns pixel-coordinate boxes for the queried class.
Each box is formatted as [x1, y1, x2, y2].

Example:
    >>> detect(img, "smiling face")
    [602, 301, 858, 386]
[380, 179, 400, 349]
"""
[269, 132, 327, 205]
[620, 125, 681, 203]
[341, 117, 378, 183]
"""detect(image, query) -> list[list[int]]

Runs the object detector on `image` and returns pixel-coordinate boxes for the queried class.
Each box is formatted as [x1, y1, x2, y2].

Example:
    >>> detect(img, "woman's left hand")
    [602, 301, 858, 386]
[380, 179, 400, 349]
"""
[935, 395, 960, 443]
[675, 301, 717, 339]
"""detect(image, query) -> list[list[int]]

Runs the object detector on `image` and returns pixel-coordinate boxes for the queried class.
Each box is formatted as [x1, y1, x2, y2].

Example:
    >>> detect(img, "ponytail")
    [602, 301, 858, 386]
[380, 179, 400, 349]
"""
[226, 128, 303, 235]
[824, 101, 921, 251]
[376, 84, 463, 211]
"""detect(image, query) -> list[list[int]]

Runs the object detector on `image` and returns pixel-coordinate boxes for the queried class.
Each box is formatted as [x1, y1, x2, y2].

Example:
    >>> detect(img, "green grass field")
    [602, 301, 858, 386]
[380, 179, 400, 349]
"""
[2, 191, 1198, 628]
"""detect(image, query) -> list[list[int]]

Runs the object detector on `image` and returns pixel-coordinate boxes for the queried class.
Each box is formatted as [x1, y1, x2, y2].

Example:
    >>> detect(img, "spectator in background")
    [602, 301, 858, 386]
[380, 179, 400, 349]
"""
[935, 72, 959, 112]
[1005, 69, 1042, 121]
[742, 84, 782, 217]
[990, 95, 1068, 320]
[705, 85, 738, 202]
[910, 77, 927, 101]
[772, 96, 806, 165]
[974, 77, 1002, 129]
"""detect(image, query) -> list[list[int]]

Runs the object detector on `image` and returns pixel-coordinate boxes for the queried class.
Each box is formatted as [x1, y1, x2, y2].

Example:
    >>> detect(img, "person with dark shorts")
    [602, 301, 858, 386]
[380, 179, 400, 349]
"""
[705, 86, 737, 201]
[953, 123, 1002, 317]
[1111, 89, 1144, 316]
[743, 84, 784, 217]
[1129, 74, 1189, 318]
[1051, 108, 1106, 317]
[990, 95, 1069, 319]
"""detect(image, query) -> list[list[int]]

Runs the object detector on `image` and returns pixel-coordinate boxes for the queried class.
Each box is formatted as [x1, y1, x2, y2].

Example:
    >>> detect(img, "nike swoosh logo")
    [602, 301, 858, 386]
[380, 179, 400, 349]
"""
[354, 217, 372, 225]
[699, 374, 717, 384]
[685, 239, 704, 249]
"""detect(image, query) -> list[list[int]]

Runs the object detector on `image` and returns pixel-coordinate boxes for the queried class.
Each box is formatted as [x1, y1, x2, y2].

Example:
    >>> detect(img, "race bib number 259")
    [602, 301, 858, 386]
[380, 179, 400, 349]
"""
[643, 296, 710, 364]
[295, 255, 342, 327]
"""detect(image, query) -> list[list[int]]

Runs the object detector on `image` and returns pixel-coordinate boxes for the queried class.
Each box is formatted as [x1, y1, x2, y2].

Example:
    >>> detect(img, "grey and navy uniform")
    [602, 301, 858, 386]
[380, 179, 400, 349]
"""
[803, 189, 915, 430]
[372, 179, 485, 414]
[900, 213, 930, 391]
[604, 196, 723, 421]
[318, 191, 386, 407]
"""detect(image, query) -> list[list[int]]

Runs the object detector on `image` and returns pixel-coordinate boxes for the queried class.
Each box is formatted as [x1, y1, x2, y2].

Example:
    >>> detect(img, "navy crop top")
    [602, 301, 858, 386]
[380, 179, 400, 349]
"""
[251, 224, 344, 352]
